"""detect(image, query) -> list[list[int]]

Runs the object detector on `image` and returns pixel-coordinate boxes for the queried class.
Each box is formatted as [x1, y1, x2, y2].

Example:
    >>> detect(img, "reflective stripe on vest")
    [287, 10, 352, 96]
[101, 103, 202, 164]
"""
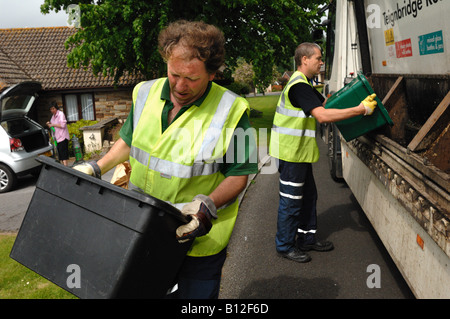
[269, 71, 320, 163]
[272, 125, 316, 138]
[195, 90, 237, 162]
[130, 149, 220, 179]
[134, 79, 157, 129]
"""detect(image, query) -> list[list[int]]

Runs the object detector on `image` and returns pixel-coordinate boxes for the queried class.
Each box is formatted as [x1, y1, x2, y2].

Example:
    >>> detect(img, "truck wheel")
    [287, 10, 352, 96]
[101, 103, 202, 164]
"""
[327, 124, 344, 183]
[0, 164, 17, 193]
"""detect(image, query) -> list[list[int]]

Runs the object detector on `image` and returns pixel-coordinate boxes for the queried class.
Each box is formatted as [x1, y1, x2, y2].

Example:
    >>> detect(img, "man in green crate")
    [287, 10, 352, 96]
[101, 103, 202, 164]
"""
[269, 42, 377, 263]
[74, 20, 257, 298]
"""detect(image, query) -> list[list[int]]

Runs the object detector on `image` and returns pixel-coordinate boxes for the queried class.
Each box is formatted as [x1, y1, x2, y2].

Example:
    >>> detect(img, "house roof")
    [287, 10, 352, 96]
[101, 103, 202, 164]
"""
[0, 27, 145, 92]
[0, 47, 33, 90]
[282, 71, 294, 79]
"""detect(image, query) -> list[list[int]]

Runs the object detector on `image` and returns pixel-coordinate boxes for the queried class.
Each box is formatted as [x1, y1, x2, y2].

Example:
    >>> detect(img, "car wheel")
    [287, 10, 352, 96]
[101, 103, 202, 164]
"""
[0, 164, 17, 193]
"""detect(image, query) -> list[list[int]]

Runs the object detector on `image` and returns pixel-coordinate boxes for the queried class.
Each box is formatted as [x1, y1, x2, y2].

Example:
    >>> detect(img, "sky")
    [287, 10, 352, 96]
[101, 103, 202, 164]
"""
[0, 0, 69, 28]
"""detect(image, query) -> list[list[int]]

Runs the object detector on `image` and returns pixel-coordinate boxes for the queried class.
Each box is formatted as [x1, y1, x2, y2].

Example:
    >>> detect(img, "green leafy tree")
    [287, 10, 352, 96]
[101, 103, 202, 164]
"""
[41, 0, 326, 83]
[233, 58, 255, 93]
[233, 58, 281, 95]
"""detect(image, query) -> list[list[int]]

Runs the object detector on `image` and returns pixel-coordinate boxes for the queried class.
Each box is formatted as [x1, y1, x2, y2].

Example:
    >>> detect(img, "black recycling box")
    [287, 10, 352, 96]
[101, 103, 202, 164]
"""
[10, 155, 191, 299]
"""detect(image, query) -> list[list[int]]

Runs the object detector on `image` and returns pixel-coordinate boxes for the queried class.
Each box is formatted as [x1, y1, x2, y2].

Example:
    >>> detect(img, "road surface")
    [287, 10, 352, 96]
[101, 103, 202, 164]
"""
[219, 138, 414, 299]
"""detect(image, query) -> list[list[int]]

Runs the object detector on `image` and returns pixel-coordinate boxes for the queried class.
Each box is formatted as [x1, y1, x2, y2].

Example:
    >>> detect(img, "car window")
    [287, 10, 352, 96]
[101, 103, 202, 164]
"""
[1, 118, 40, 135]
[2, 94, 34, 111]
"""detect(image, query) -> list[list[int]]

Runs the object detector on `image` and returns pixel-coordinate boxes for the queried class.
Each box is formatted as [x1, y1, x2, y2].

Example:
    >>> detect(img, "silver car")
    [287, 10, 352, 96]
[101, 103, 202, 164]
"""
[0, 81, 53, 193]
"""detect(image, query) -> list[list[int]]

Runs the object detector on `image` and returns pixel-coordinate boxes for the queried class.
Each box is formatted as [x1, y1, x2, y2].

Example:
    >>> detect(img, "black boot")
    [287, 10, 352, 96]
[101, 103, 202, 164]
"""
[297, 233, 334, 252]
[277, 248, 311, 263]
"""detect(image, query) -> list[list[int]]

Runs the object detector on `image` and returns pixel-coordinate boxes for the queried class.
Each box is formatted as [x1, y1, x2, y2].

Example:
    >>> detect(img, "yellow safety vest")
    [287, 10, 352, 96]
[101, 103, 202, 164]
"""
[269, 71, 319, 163]
[129, 78, 249, 257]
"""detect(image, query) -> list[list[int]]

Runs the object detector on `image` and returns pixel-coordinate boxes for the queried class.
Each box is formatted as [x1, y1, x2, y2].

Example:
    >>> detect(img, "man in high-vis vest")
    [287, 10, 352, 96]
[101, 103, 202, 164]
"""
[269, 43, 377, 263]
[75, 20, 257, 298]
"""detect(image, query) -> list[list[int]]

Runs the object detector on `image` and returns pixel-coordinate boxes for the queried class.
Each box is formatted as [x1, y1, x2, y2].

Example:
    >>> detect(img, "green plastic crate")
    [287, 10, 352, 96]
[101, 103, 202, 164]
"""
[325, 72, 393, 141]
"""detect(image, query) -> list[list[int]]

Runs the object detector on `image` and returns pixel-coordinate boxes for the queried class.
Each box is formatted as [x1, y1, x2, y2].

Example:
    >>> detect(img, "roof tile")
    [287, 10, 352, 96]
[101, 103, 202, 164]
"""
[0, 27, 145, 91]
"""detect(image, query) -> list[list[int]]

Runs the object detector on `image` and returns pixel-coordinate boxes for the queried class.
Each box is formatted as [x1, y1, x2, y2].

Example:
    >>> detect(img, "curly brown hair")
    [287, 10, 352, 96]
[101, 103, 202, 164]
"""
[158, 20, 225, 74]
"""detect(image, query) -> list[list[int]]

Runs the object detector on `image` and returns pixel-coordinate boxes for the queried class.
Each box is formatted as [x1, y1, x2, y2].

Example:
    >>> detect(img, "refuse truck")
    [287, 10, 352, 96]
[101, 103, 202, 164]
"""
[319, 0, 449, 298]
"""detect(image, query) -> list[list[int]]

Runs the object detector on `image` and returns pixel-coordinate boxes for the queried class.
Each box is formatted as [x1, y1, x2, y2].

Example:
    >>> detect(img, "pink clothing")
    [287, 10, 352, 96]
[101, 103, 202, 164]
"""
[50, 110, 70, 142]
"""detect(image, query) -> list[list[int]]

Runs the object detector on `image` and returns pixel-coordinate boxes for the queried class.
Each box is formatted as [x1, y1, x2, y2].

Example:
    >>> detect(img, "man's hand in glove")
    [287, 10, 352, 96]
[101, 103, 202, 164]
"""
[72, 161, 102, 179]
[176, 194, 217, 243]
[361, 93, 377, 116]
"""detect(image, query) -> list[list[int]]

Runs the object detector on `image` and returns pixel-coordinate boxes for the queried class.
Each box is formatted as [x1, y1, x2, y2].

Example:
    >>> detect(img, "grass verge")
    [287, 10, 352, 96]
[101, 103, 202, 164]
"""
[247, 94, 279, 146]
[0, 233, 76, 299]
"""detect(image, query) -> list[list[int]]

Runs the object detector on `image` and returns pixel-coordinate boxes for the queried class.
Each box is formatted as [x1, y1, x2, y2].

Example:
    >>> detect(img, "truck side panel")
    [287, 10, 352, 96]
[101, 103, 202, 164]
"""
[324, 0, 450, 298]
[341, 141, 450, 298]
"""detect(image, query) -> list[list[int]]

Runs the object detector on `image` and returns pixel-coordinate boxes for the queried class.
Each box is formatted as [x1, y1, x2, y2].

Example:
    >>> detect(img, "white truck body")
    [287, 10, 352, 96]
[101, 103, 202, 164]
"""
[322, 0, 449, 298]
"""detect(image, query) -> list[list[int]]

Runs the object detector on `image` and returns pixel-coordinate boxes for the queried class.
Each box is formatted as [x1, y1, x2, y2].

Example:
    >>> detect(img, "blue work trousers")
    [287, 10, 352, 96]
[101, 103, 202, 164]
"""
[167, 248, 227, 299]
[275, 160, 318, 253]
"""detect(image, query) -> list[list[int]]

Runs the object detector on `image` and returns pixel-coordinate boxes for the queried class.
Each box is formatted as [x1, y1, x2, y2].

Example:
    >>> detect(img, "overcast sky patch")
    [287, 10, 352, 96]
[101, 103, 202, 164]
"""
[0, 0, 68, 28]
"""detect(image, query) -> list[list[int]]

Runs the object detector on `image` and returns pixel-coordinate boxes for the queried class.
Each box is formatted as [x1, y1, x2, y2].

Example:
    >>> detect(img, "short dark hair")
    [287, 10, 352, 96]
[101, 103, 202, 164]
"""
[158, 20, 225, 74]
[49, 101, 58, 110]
[295, 42, 322, 66]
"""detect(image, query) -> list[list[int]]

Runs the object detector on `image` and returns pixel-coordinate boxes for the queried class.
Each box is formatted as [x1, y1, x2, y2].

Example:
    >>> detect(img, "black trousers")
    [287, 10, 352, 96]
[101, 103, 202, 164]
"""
[57, 138, 69, 161]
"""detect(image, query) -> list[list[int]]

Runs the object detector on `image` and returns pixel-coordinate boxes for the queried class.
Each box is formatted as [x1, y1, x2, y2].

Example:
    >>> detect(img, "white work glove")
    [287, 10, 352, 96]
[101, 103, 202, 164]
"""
[361, 93, 377, 116]
[176, 194, 217, 243]
[72, 161, 102, 179]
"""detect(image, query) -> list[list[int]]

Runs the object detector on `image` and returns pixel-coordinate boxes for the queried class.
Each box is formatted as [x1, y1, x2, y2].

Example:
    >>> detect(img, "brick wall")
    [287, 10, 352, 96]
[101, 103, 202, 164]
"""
[94, 89, 132, 121]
